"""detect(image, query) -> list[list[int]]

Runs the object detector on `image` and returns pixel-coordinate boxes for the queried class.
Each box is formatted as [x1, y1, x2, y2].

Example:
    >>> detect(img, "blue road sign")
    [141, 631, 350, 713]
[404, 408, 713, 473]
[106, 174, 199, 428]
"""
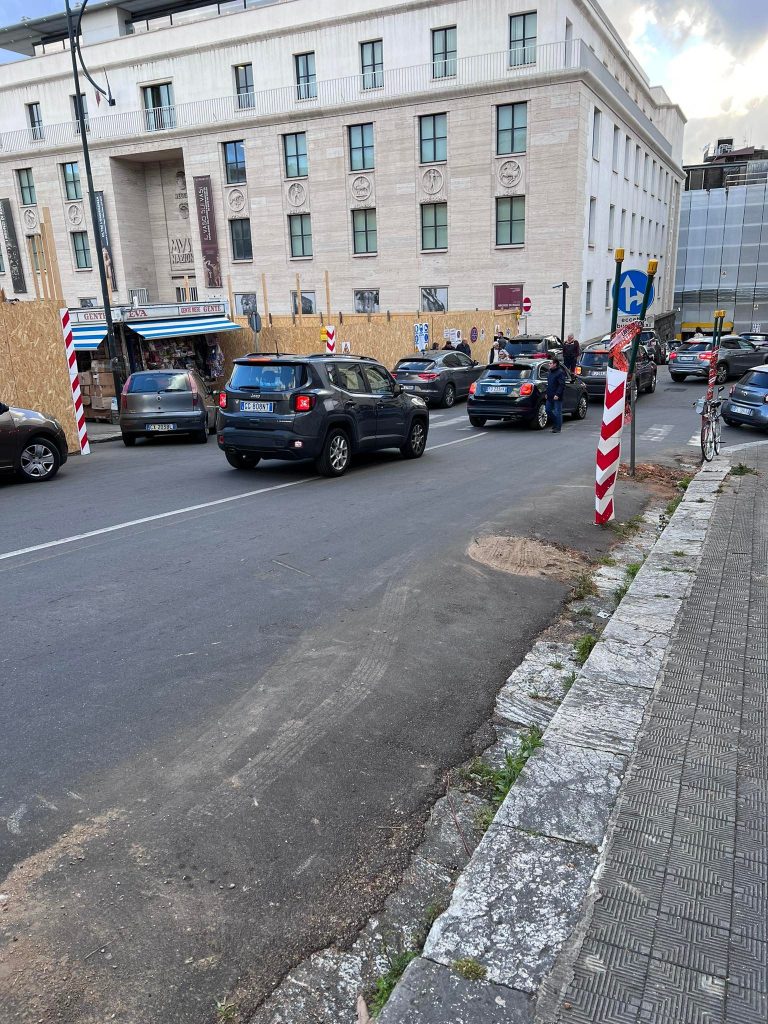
[616, 270, 654, 315]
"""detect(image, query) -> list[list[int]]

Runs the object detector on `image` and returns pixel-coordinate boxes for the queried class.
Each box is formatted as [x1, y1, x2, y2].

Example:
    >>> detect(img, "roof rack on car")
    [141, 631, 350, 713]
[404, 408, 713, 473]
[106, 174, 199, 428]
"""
[240, 352, 297, 359]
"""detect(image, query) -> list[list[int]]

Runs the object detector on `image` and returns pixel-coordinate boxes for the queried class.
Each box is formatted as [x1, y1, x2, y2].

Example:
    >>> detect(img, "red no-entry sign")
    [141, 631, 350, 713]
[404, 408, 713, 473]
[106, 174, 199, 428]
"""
[522, 296, 532, 313]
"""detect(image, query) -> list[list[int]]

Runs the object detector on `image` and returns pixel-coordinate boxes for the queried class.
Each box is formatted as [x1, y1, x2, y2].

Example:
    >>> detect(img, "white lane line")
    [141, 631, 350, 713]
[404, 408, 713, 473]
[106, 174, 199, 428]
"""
[427, 433, 486, 450]
[430, 414, 468, 428]
[687, 432, 701, 447]
[0, 477, 315, 563]
[639, 424, 673, 443]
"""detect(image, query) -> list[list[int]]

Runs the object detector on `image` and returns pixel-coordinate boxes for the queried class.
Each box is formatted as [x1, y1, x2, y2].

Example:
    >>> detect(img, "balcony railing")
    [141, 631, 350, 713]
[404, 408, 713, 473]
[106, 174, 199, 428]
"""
[0, 40, 669, 157]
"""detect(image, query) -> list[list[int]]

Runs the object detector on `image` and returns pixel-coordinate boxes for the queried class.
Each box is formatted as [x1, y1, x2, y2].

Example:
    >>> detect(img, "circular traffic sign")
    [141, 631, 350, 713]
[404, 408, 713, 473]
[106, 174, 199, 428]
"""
[522, 296, 532, 313]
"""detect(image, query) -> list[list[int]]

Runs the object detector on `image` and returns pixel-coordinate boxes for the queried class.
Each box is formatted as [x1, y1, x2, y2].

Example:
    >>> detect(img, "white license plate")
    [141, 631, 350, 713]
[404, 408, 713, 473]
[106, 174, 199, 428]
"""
[147, 423, 176, 431]
[240, 401, 274, 412]
[486, 386, 508, 394]
[731, 405, 753, 416]
[401, 383, 416, 389]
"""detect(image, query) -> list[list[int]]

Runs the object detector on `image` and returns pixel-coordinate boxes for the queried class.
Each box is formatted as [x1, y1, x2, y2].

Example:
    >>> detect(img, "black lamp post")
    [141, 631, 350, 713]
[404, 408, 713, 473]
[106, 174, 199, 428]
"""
[552, 281, 568, 343]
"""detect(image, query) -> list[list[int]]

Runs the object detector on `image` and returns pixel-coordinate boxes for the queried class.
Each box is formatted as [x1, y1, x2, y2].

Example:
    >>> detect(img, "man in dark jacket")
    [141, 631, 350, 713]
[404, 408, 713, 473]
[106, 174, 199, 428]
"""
[457, 337, 471, 356]
[562, 333, 580, 371]
[545, 355, 567, 433]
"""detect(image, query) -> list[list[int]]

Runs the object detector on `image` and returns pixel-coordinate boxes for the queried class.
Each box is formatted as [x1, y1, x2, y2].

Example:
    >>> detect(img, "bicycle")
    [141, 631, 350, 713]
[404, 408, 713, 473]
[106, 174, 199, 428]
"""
[696, 387, 723, 461]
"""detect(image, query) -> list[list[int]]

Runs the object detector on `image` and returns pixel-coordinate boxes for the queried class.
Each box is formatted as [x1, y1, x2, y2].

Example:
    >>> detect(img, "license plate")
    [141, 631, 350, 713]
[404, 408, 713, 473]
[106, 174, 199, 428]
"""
[240, 401, 274, 412]
[731, 405, 753, 416]
[147, 423, 176, 431]
[401, 383, 416, 389]
[486, 386, 508, 394]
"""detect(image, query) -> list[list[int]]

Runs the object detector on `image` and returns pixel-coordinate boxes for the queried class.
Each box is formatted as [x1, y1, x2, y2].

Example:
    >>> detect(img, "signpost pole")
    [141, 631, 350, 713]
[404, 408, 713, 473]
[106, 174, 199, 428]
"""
[560, 282, 568, 345]
[628, 259, 658, 477]
[610, 249, 625, 336]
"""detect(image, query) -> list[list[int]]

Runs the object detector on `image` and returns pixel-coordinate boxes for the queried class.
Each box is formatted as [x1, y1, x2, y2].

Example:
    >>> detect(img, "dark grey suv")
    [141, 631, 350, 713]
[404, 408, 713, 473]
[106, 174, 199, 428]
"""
[0, 400, 68, 482]
[393, 351, 484, 407]
[217, 354, 429, 476]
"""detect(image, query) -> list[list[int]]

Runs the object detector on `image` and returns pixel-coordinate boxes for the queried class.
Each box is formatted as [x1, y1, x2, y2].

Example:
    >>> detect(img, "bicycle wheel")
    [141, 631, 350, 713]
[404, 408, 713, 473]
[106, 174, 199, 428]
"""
[701, 417, 715, 462]
[713, 414, 722, 455]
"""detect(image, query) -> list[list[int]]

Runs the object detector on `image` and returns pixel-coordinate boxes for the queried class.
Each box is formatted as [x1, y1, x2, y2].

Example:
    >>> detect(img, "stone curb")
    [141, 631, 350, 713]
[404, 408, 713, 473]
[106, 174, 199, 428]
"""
[378, 458, 732, 1023]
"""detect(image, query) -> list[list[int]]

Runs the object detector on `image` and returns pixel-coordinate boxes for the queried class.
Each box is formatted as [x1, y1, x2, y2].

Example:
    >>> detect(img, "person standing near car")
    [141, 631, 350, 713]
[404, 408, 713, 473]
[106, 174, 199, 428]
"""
[489, 339, 502, 363]
[562, 333, 580, 372]
[457, 336, 471, 356]
[546, 355, 566, 433]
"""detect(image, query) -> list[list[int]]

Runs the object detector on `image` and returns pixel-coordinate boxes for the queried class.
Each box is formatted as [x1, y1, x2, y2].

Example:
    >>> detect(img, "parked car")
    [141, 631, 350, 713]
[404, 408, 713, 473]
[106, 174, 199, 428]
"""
[722, 365, 768, 430]
[501, 334, 561, 357]
[119, 369, 217, 446]
[393, 350, 484, 407]
[668, 336, 764, 383]
[600, 331, 667, 364]
[466, 357, 588, 429]
[578, 343, 657, 399]
[217, 354, 429, 477]
[0, 399, 68, 482]
[740, 332, 768, 348]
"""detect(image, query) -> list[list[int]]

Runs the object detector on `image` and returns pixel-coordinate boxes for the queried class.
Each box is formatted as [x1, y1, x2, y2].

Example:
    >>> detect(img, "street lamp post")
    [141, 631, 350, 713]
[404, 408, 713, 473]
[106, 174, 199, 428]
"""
[552, 282, 568, 344]
[63, 0, 126, 399]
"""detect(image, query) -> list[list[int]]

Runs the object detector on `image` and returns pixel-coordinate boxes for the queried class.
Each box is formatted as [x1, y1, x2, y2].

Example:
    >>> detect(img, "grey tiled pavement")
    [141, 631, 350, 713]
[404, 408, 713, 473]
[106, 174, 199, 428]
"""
[561, 449, 768, 1024]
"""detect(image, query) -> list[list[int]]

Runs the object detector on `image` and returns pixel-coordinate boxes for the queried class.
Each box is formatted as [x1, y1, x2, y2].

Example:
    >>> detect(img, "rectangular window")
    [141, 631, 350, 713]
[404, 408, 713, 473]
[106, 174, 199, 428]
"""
[0, 248, 4, 274]
[432, 26, 457, 79]
[612, 125, 620, 172]
[27, 102, 43, 141]
[283, 132, 308, 178]
[72, 231, 92, 269]
[620, 208, 626, 248]
[295, 52, 317, 100]
[588, 197, 596, 246]
[630, 212, 636, 252]
[142, 82, 175, 131]
[352, 208, 377, 254]
[624, 136, 631, 179]
[62, 161, 81, 201]
[288, 213, 313, 258]
[585, 280, 592, 313]
[643, 153, 649, 190]
[496, 102, 527, 155]
[72, 93, 89, 134]
[29, 235, 43, 273]
[17, 168, 36, 206]
[605, 278, 612, 309]
[230, 218, 253, 260]
[651, 159, 657, 195]
[421, 286, 447, 312]
[421, 203, 447, 250]
[354, 288, 379, 313]
[509, 12, 537, 66]
[608, 204, 615, 250]
[634, 145, 641, 185]
[419, 113, 447, 163]
[223, 140, 246, 184]
[234, 64, 254, 109]
[360, 39, 383, 90]
[291, 289, 316, 315]
[129, 288, 150, 305]
[349, 123, 374, 171]
[640, 215, 645, 252]
[496, 196, 525, 245]
[592, 108, 601, 160]
[175, 285, 199, 302]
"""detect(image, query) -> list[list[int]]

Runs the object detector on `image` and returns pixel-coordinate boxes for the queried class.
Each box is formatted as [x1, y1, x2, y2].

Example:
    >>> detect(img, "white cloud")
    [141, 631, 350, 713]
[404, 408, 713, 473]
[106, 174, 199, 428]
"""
[662, 37, 768, 120]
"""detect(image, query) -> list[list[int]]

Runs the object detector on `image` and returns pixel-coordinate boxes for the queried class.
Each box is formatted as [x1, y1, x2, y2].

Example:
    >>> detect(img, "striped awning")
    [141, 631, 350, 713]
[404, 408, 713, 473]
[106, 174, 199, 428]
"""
[126, 316, 242, 340]
[71, 323, 108, 351]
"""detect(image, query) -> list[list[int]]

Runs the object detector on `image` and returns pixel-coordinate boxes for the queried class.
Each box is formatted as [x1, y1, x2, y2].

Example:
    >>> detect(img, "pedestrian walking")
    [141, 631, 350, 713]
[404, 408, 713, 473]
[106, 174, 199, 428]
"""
[545, 355, 566, 433]
[457, 337, 471, 356]
[562, 333, 580, 372]
[442, 339, 454, 350]
[489, 340, 502, 363]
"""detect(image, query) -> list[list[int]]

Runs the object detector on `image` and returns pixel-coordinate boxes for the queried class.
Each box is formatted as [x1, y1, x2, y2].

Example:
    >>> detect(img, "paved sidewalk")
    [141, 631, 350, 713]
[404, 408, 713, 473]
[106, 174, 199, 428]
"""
[560, 448, 768, 1024]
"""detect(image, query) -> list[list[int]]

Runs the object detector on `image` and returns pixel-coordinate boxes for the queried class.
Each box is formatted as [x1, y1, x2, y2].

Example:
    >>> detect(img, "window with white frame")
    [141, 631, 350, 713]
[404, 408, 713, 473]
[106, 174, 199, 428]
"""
[620, 208, 626, 248]
[592, 108, 601, 159]
[630, 213, 636, 252]
[234, 64, 254, 109]
[605, 278, 612, 308]
[608, 205, 615, 251]
[585, 280, 593, 313]
[588, 197, 596, 246]
[612, 126, 620, 172]
[624, 136, 631, 179]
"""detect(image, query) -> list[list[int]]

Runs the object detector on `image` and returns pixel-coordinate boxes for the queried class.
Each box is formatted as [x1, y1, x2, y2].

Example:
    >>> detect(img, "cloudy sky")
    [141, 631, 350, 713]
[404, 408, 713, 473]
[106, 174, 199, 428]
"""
[1, 0, 766, 163]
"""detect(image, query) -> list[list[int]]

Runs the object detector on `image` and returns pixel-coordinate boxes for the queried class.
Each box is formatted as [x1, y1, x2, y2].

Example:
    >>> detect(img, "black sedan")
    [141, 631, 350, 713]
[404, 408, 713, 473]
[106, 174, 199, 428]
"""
[0, 399, 69, 482]
[466, 358, 588, 429]
[577, 344, 657, 399]
[393, 351, 484, 407]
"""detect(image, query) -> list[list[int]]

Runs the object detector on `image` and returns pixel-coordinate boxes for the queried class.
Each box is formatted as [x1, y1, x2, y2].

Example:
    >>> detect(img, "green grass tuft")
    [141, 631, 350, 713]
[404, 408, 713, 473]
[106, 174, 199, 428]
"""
[369, 950, 420, 1015]
[626, 561, 643, 580]
[452, 957, 487, 981]
[574, 634, 598, 665]
[731, 463, 757, 476]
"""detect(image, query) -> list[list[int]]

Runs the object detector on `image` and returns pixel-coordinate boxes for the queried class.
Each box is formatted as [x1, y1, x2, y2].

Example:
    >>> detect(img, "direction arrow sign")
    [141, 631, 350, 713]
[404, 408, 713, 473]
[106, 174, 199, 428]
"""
[522, 296, 532, 313]
[616, 270, 654, 316]
[321, 324, 336, 353]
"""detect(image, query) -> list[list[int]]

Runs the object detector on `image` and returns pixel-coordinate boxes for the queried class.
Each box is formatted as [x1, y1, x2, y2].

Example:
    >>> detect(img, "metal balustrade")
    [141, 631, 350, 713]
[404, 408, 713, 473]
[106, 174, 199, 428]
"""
[0, 40, 668, 157]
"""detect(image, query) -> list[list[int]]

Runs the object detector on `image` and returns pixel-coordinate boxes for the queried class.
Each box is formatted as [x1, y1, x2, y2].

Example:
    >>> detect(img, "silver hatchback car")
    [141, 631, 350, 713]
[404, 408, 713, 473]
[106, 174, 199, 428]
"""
[119, 369, 217, 446]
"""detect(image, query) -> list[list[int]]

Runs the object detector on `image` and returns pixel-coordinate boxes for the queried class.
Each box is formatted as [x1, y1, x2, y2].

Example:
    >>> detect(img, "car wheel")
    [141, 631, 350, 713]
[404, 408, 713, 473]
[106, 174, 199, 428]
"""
[572, 394, 588, 420]
[316, 428, 351, 477]
[670, 373, 686, 382]
[647, 373, 657, 394]
[716, 363, 728, 384]
[17, 436, 61, 482]
[441, 383, 456, 408]
[225, 451, 260, 470]
[531, 402, 548, 430]
[400, 418, 428, 459]
[122, 433, 136, 447]
[469, 416, 486, 428]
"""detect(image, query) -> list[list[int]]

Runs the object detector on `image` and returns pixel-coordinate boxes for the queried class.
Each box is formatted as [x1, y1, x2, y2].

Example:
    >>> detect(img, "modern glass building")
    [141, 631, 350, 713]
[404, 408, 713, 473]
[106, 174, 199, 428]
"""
[675, 147, 768, 337]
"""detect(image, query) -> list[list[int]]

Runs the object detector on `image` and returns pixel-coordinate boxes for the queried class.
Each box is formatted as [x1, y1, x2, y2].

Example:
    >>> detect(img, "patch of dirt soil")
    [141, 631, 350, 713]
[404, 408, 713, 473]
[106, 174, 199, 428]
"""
[618, 461, 689, 499]
[467, 535, 587, 580]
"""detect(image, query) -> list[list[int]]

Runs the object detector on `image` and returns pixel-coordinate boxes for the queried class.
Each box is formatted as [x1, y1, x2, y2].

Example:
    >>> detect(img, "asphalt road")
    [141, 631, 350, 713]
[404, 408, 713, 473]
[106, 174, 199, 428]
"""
[0, 371, 755, 1023]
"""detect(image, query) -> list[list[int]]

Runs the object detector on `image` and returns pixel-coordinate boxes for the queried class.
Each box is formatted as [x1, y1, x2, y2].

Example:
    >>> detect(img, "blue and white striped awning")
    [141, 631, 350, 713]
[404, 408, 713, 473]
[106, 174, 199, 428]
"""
[127, 316, 242, 340]
[71, 323, 108, 351]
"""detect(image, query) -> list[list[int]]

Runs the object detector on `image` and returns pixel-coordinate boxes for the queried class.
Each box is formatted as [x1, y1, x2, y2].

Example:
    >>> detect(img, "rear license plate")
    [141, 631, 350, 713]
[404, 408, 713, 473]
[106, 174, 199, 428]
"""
[731, 405, 753, 416]
[486, 386, 508, 394]
[240, 401, 274, 412]
[401, 383, 416, 389]
[147, 423, 176, 431]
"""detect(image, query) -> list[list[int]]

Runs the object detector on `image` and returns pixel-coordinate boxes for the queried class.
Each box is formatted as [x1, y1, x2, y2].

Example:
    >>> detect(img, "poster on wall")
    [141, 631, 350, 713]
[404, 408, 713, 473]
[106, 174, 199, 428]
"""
[94, 191, 117, 289]
[193, 175, 222, 289]
[0, 198, 27, 293]
[494, 284, 524, 310]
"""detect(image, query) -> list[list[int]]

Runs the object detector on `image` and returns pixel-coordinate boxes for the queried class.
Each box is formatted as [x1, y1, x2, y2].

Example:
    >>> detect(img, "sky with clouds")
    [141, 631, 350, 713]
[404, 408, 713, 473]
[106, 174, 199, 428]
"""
[1, 0, 766, 163]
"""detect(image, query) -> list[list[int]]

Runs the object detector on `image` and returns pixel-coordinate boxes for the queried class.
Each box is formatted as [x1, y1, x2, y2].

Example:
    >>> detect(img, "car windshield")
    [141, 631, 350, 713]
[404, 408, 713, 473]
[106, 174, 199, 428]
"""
[230, 363, 303, 390]
[397, 359, 437, 371]
[639, 331, 655, 342]
[679, 342, 711, 352]
[582, 351, 609, 367]
[128, 373, 190, 393]
[742, 370, 768, 389]
[482, 367, 532, 380]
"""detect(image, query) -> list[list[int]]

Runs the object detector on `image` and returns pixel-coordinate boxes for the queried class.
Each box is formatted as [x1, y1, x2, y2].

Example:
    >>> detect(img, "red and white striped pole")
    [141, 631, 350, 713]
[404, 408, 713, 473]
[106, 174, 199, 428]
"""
[594, 321, 641, 524]
[60, 308, 90, 456]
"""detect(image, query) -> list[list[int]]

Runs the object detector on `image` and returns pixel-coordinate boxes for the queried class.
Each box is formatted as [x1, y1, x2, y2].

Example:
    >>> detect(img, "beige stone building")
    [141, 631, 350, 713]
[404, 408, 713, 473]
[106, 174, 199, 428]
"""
[0, 0, 685, 341]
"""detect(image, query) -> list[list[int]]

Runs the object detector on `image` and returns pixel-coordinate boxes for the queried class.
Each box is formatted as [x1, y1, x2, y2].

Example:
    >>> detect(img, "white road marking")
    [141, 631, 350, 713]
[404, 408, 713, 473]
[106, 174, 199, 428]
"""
[429, 414, 468, 428]
[639, 424, 673, 443]
[687, 432, 701, 447]
[6, 803, 27, 834]
[0, 477, 316, 563]
[427, 434, 486, 450]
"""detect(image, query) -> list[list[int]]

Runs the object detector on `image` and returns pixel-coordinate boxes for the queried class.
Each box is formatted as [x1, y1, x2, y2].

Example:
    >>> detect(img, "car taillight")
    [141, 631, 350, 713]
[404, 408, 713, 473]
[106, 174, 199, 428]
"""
[293, 393, 316, 412]
[218, 391, 227, 409]
[192, 392, 199, 408]
[575, 366, 582, 375]
[418, 372, 439, 381]
[519, 382, 534, 396]
[469, 381, 477, 395]
[669, 351, 677, 359]
[698, 352, 712, 361]
[120, 394, 127, 411]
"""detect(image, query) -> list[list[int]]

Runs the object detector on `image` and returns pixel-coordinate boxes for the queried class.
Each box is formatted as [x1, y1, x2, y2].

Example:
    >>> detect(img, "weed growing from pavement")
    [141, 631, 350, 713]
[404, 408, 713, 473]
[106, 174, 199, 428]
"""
[679, 475, 693, 489]
[563, 670, 577, 693]
[469, 727, 543, 811]
[573, 573, 598, 600]
[574, 634, 597, 665]
[664, 494, 683, 517]
[452, 957, 487, 981]
[626, 561, 643, 580]
[369, 948, 420, 1015]
[731, 463, 757, 476]
[610, 514, 643, 538]
[215, 997, 238, 1022]
[550, 660, 564, 670]
[600, 556, 617, 566]
[672, 550, 686, 557]
[614, 583, 629, 604]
